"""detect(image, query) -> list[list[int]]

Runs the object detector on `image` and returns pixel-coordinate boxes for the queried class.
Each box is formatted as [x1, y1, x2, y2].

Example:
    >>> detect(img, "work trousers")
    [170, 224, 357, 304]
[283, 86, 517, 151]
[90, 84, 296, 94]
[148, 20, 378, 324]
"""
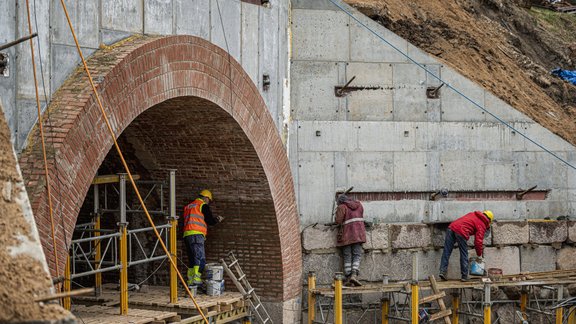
[342, 243, 363, 276]
[184, 234, 206, 272]
[439, 228, 469, 279]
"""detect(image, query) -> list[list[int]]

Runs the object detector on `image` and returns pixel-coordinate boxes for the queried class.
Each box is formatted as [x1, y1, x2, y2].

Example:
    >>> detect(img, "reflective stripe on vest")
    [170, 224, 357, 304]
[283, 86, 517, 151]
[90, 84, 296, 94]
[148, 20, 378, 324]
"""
[183, 198, 207, 235]
[343, 217, 364, 225]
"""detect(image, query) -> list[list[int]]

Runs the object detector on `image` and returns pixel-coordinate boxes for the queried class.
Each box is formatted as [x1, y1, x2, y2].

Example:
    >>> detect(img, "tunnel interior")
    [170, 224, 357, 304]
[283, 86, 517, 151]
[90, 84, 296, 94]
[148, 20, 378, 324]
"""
[75, 96, 283, 299]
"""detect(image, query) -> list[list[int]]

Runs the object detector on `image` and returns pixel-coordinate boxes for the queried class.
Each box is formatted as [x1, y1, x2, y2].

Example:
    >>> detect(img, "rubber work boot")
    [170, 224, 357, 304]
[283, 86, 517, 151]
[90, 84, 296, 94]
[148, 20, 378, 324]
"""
[192, 266, 202, 286]
[187, 268, 195, 286]
[349, 270, 362, 287]
[439, 273, 447, 281]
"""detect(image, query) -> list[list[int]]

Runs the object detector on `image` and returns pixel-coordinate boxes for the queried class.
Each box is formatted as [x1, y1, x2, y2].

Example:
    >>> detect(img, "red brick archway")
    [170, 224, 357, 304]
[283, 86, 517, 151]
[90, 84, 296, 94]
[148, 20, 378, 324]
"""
[19, 35, 301, 301]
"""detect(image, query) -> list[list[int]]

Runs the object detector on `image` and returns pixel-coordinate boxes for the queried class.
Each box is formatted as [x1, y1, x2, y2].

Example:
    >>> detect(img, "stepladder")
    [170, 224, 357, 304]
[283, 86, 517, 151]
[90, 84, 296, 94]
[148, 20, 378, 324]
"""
[220, 251, 273, 324]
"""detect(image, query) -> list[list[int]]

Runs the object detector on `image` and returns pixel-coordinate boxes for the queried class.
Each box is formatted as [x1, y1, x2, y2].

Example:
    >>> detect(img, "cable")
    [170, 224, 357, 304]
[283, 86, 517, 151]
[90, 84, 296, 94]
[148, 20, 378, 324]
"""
[327, 0, 576, 172]
[57, 2, 208, 322]
[137, 258, 167, 286]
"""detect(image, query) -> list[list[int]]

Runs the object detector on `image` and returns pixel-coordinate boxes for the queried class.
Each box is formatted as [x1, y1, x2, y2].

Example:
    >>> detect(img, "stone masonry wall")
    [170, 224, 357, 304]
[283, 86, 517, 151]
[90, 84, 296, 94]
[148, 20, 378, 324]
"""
[302, 220, 576, 285]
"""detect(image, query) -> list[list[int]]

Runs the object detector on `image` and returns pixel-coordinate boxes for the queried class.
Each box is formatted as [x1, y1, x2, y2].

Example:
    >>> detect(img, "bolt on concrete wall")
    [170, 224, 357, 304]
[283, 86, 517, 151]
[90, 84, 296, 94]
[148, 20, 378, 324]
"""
[0, 0, 290, 151]
[291, 0, 576, 227]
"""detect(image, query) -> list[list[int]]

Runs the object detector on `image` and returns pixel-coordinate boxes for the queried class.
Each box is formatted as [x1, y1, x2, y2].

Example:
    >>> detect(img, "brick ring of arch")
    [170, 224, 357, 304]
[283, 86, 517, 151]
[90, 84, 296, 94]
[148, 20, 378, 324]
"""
[19, 35, 301, 303]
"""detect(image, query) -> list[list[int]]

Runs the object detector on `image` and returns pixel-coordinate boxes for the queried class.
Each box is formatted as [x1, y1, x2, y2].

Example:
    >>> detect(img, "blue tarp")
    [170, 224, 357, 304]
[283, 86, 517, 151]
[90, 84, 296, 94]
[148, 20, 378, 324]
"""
[551, 68, 576, 85]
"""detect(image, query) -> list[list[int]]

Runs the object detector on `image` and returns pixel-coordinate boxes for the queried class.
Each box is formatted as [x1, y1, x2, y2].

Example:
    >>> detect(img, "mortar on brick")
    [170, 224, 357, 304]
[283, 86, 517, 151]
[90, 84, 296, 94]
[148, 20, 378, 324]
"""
[529, 221, 568, 244]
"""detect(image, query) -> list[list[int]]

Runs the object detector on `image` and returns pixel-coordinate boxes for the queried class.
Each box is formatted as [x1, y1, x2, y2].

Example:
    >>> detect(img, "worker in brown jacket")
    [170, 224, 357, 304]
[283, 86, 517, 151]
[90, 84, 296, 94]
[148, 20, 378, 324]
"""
[335, 194, 366, 286]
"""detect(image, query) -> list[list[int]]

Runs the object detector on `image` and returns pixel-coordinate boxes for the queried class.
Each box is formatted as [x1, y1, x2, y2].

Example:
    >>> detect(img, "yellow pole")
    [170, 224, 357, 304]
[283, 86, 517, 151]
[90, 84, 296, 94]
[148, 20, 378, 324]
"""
[381, 297, 389, 324]
[63, 255, 71, 310]
[169, 218, 178, 303]
[411, 281, 419, 324]
[568, 306, 576, 324]
[520, 289, 528, 321]
[556, 285, 564, 324]
[168, 170, 178, 304]
[484, 283, 491, 324]
[334, 273, 343, 324]
[556, 308, 564, 324]
[452, 292, 460, 324]
[308, 272, 316, 324]
[120, 225, 128, 314]
[242, 319, 252, 324]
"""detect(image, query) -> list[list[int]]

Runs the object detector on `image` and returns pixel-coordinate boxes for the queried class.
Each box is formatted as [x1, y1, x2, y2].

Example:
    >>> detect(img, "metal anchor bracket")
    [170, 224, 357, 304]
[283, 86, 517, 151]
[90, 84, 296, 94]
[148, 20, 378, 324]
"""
[335, 76, 383, 97]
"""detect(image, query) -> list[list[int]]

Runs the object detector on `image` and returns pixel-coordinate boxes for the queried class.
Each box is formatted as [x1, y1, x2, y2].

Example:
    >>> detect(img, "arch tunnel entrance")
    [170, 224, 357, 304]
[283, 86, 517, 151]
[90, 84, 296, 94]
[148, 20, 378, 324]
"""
[19, 35, 301, 307]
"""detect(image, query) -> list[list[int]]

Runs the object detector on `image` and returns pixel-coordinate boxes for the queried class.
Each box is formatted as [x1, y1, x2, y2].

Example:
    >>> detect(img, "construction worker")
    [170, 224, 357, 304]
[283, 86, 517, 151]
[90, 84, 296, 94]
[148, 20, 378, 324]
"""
[335, 194, 366, 286]
[439, 210, 494, 282]
[183, 189, 224, 288]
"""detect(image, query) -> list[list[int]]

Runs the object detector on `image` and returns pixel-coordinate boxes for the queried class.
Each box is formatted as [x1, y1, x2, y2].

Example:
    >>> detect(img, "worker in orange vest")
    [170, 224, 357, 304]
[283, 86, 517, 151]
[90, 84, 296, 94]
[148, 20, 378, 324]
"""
[183, 190, 224, 288]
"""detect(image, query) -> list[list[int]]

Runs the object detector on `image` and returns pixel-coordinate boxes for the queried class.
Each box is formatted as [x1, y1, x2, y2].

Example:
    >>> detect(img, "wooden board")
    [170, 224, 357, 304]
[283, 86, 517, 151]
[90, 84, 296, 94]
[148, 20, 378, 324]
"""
[72, 305, 179, 324]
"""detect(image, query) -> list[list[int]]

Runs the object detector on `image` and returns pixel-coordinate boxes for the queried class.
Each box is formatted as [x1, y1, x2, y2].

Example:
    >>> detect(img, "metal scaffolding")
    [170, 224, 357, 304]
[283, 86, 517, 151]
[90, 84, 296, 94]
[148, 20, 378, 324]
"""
[64, 170, 180, 311]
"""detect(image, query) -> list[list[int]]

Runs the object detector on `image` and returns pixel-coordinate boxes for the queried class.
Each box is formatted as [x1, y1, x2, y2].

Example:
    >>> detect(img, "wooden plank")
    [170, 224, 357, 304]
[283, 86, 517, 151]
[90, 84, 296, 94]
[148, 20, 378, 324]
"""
[419, 291, 446, 304]
[429, 309, 452, 321]
[92, 174, 140, 184]
[429, 275, 452, 324]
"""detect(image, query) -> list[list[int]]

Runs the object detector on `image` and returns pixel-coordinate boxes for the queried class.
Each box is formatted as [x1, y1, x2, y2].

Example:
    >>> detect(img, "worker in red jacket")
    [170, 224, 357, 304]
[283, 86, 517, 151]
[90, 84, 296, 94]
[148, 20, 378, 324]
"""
[439, 210, 493, 281]
[335, 194, 366, 286]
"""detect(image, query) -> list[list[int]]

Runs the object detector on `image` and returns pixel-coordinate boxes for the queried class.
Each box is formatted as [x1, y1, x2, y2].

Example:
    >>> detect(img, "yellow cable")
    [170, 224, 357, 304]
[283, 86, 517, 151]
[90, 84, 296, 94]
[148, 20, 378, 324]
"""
[25, 0, 61, 290]
[57, 1, 208, 322]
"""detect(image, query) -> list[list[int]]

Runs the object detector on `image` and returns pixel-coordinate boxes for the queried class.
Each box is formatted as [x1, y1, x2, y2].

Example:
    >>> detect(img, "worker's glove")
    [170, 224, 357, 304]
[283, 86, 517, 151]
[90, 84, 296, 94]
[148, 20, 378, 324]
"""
[476, 256, 484, 262]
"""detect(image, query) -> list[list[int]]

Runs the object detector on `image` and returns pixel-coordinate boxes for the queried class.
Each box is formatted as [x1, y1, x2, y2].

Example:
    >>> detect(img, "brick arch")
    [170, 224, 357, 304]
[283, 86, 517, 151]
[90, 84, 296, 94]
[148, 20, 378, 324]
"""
[19, 35, 301, 301]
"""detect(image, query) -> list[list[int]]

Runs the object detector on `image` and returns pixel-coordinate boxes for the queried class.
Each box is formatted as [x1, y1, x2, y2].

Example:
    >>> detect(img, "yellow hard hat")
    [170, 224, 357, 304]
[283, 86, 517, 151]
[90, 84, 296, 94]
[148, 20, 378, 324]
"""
[200, 189, 213, 201]
[483, 210, 494, 223]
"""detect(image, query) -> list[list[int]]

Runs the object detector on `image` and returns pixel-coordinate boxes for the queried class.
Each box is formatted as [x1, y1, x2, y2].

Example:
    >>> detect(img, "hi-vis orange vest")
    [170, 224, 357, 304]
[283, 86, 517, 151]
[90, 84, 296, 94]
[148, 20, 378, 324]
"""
[183, 198, 207, 236]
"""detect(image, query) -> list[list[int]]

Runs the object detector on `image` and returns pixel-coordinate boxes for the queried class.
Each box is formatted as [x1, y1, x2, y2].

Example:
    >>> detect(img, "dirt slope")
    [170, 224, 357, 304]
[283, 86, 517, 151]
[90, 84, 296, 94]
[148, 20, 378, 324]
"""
[345, 0, 576, 146]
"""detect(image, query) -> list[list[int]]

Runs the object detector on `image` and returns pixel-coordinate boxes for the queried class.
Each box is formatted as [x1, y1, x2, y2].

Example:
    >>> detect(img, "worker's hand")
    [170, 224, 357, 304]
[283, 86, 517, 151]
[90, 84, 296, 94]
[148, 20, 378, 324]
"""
[477, 256, 484, 262]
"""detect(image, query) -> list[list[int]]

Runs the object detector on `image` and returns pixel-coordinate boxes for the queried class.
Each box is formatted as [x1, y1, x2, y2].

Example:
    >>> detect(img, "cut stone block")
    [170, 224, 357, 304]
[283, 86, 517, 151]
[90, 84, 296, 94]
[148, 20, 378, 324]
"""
[390, 224, 432, 249]
[359, 250, 413, 281]
[529, 221, 567, 244]
[557, 247, 576, 270]
[484, 246, 520, 276]
[568, 221, 576, 243]
[363, 224, 389, 250]
[520, 245, 557, 273]
[492, 221, 529, 245]
[302, 225, 338, 251]
[302, 252, 342, 286]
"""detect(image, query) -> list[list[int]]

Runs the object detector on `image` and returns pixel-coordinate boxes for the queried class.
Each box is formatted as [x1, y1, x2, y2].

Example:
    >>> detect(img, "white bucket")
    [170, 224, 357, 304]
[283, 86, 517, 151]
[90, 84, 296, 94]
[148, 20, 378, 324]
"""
[205, 265, 224, 281]
[187, 285, 197, 297]
[206, 280, 225, 296]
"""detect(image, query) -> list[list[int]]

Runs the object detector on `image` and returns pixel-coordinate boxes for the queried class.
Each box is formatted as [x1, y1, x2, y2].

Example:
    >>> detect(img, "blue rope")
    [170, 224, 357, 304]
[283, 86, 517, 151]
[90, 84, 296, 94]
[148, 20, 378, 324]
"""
[327, 0, 576, 171]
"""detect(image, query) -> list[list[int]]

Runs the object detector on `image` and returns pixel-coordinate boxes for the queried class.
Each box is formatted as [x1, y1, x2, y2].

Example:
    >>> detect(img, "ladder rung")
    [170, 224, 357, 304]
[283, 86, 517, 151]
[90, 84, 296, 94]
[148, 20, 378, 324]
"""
[238, 274, 246, 281]
[229, 259, 238, 267]
[247, 288, 255, 295]
[254, 303, 261, 309]
[262, 318, 270, 323]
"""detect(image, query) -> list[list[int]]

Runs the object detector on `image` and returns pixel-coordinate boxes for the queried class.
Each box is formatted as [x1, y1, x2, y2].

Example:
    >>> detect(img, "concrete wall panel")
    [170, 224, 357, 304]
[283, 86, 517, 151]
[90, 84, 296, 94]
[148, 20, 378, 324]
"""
[523, 123, 575, 152]
[211, 0, 241, 61]
[297, 121, 358, 152]
[291, 0, 339, 10]
[433, 201, 487, 222]
[349, 16, 407, 63]
[50, 44, 83, 93]
[394, 200, 427, 223]
[174, 0, 210, 38]
[485, 93, 531, 122]
[393, 86, 428, 121]
[291, 61, 340, 120]
[100, 29, 133, 46]
[440, 67, 486, 121]
[292, 9, 349, 61]
[101, 0, 143, 33]
[298, 152, 335, 225]
[348, 90, 394, 121]
[346, 152, 393, 191]
[439, 151, 485, 190]
[484, 151, 518, 189]
[259, 3, 279, 122]
[393, 152, 429, 191]
[362, 201, 396, 223]
[488, 201, 524, 221]
[358, 122, 416, 151]
[516, 152, 567, 189]
[144, 0, 173, 35]
[241, 3, 259, 86]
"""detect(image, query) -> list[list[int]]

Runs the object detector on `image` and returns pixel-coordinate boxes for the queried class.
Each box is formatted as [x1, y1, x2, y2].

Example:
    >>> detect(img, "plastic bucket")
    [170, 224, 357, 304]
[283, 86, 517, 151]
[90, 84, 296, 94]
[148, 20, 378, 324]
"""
[469, 259, 485, 276]
[206, 280, 225, 296]
[205, 264, 224, 281]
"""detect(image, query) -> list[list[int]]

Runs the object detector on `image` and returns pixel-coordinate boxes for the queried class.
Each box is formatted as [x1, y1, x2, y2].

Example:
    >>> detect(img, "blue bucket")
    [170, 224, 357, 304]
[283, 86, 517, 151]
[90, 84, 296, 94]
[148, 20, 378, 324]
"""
[469, 259, 485, 276]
